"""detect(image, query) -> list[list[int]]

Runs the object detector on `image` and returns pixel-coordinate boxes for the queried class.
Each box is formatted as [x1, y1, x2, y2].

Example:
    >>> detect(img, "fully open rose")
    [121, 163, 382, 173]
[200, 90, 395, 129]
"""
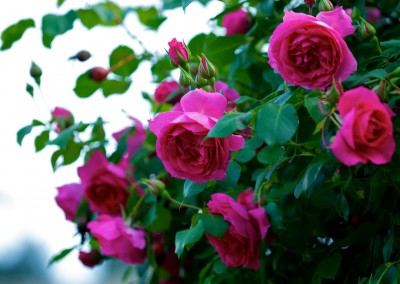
[331, 86, 395, 166]
[87, 215, 146, 265]
[206, 190, 270, 270]
[148, 89, 244, 183]
[268, 7, 357, 90]
[78, 150, 130, 215]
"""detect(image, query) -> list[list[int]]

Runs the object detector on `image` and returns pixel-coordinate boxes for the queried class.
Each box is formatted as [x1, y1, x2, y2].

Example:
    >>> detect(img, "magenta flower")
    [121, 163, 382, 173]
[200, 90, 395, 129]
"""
[331, 86, 395, 166]
[149, 89, 244, 183]
[154, 80, 182, 104]
[222, 8, 251, 36]
[268, 7, 357, 90]
[88, 215, 146, 265]
[112, 116, 146, 158]
[206, 190, 270, 270]
[55, 183, 83, 222]
[168, 38, 189, 67]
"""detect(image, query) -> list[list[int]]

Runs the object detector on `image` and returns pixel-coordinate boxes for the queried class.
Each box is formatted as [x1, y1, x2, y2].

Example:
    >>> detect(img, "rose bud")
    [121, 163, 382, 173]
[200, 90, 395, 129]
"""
[319, 0, 334, 12]
[89, 67, 109, 82]
[78, 249, 102, 268]
[222, 8, 251, 36]
[197, 54, 216, 80]
[167, 38, 190, 68]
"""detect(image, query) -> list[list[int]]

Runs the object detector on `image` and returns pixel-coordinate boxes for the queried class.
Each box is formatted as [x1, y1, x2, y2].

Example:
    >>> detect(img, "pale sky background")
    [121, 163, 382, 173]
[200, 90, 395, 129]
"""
[0, 0, 224, 283]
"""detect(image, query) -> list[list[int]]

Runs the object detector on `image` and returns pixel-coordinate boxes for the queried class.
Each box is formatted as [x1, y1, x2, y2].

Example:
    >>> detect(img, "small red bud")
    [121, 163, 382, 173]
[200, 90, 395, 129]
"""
[89, 67, 109, 82]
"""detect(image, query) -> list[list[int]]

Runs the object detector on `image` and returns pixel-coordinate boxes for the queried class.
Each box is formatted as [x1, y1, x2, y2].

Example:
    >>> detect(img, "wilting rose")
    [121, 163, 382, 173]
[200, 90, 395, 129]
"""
[206, 190, 270, 270]
[331, 86, 395, 166]
[214, 81, 240, 111]
[51, 107, 74, 133]
[78, 150, 130, 215]
[78, 249, 102, 268]
[112, 116, 146, 158]
[148, 89, 244, 183]
[168, 38, 189, 67]
[268, 7, 357, 90]
[222, 8, 251, 36]
[55, 183, 83, 222]
[87, 215, 146, 265]
[154, 80, 182, 104]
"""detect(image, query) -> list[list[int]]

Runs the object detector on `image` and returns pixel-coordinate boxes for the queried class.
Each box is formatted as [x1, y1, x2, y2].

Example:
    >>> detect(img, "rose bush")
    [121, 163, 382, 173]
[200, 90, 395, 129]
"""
[268, 7, 357, 90]
[9, 0, 400, 283]
[149, 88, 244, 183]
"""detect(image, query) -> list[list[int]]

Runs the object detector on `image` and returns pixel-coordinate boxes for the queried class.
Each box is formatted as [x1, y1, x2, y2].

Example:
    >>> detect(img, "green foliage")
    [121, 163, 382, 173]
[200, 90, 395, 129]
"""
[207, 112, 252, 138]
[78, 2, 123, 29]
[175, 218, 205, 257]
[0, 19, 34, 50]
[136, 7, 166, 30]
[42, 10, 76, 47]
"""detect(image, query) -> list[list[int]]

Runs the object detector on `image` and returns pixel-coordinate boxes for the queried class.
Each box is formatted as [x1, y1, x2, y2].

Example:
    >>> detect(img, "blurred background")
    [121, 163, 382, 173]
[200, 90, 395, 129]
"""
[0, 0, 224, 283]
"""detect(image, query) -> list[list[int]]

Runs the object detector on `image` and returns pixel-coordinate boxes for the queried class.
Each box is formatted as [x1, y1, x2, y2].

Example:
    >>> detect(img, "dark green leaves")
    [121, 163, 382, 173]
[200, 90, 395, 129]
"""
[30, 61, 42, 86]
[256, 103, 299, 146]
[198, 214, 229, 238]
[182, 0, 196, 11]
[48, 246, 76, 267]
[1, 19, 34, 50]
[315, 253, 342, 280]
[207, 112, 252, 138]
[184, 180, 207, 198]
[175, 219, 205, 257]
[42, 10, 77, 48]
[136, 7, 166, 30]
[17, 125, 34, 145]
[294, 160, 327, 199]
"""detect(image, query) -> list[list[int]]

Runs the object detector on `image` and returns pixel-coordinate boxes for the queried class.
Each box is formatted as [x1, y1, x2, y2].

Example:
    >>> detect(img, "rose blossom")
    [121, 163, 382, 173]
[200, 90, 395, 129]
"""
[78, 150, 130, 215]
[222, 8, 251, 36]
[168, 38, 189, 67]
[331, 86, 395, 166]
[214, 81, 240, 111]
[148, 89, 244, 183]
[112, 116, 146, 158]
[51, 106, 74, 133]
[268, 7, 357, 90]
[78, 249, 102, 268]
[206, 190, 270, 270]
[154, 80, 182, 104]
[87, 215, 146, 265]
[55, 183, 83, 222]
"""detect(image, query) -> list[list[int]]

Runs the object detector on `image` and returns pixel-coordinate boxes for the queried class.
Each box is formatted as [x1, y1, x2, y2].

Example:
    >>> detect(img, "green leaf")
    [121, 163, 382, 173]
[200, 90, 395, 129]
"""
[265, 203, 284, 231]
[30, 61, 42, 86]
[294, 160, 326, 199]
[224, 160, 241, 186]
[78, 2, 123, 29]
[48, 247, 76, 267]
[207, 112, 252, 138]
[51, 149, 64, 171]
[189, 33, 247, 69]
[182, 0, 196, 11]
[48, 122, 87, 149]
[109, 46, 139, 77]
[184, 180, 207, 198]
[26, 83, 34, 97]
[1, 19, 35, 50]
[305, 96, 327, 123]
[148, 205, 172, 232]
[381, 40, 400, 48]
[257, 145, 285, 165]
[175, 219, 205, 257]
[41, 10, 77, 48]
[91, 117, 106, 142]
[34, 130, 50, 152]
[57, 0, 67, 7]
[256, 103, 299, 146]
[63, 140, 83, 165]
[136, 7, 166, 30]
[383, 234, 394, 263]
[17, 125, 34, 145]
[74, 71, 101, 98]
[101, 79, 131, 97]
[336, 194, 349, 222]
[198, 214, 229, 238]
[316, 253, 342, 280]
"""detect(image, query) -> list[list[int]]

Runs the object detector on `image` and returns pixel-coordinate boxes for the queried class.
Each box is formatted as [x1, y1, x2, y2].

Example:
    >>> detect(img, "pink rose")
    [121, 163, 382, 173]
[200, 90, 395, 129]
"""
[154, 80, 182, 104]
[206, 190, 270, 270]
[168, 38, 189, 67]
[268, 7, 357, 90]
[87, 215, 146, 265]
[78, 249, 102, 268]
[366, 7, 381, 24]
[331, 86, 395, 166]
[51, 106, 74, 133]
[55, 183, 83, 222]
[112, 116, 146, 158]
[148, 89, 244, 183]
[222, 8, 251, 36]
[78, 150, 130, 215]
[214, 81, 240, 111]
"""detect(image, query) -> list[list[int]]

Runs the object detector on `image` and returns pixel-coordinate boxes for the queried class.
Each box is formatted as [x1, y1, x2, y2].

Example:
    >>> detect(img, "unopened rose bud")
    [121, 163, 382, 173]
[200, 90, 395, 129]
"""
[304, 0, 315, 10]
[30, 61, 42, 78]
[78, 250, 102, 268]
[318, 0, 334, 12]
[167, 38, 190, 69]
[89, 67, 109, 82]
[179, 67, 194, 88]
[145, 179, 166, 196]
[360, 18, 376, 39]
[198, 54, 216, 80]
[51, 107, 74, 133]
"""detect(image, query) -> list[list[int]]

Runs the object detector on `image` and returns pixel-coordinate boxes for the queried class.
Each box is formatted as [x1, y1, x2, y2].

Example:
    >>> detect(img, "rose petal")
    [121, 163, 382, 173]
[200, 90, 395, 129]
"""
[316, 7, 356, 38]
[181, 89, 227, 119]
